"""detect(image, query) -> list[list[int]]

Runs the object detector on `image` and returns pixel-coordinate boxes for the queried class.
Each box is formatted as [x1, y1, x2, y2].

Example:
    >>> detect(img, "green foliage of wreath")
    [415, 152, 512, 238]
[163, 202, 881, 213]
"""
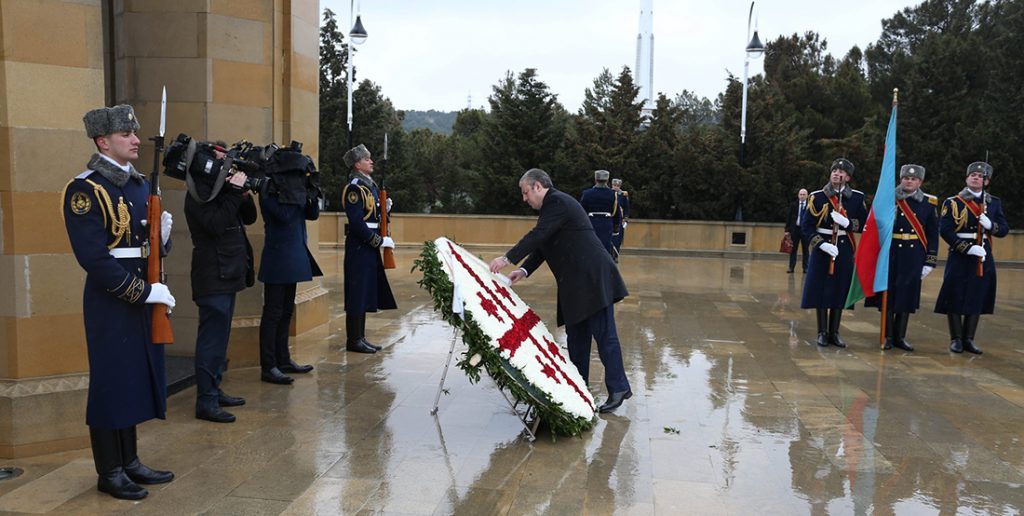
[413, 240, 596, 438]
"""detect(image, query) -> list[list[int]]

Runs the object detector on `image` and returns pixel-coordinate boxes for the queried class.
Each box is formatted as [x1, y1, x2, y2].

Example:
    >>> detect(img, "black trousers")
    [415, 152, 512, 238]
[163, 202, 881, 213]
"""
[195, 293, 236, 411]
[789, 230, 809, 271]
[259, 283, 296, 371]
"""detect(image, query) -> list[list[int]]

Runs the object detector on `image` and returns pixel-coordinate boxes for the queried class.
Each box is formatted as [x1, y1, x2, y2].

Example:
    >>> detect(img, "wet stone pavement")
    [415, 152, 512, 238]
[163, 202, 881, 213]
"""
[2, 248, 1024, 515]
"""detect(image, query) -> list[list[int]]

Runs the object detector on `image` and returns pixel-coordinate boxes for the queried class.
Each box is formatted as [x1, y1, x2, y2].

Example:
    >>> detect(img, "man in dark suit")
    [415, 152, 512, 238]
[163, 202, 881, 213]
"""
[489, 168, 631, 413]
[785, 188, 809, 273]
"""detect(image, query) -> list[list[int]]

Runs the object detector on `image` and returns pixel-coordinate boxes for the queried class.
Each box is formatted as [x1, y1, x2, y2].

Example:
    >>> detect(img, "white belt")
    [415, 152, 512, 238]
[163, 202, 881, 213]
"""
[816, 228, 847, 237]
[956, 232, 987, 240]
[110, 247, 149, 259]
[365, 222, 379, 229]
[588, 212, 612, 217]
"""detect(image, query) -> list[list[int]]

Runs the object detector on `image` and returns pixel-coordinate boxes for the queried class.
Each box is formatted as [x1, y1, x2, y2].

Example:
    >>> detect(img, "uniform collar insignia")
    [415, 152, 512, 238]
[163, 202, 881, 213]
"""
[87, 153, 143, 187]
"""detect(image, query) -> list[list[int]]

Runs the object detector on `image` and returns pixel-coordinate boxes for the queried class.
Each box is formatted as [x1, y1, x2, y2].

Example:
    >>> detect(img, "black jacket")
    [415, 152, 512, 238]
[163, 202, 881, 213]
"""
[785, 200, 806, 235]
[506, 188, 628, 327]
[185, 188, 257, 299]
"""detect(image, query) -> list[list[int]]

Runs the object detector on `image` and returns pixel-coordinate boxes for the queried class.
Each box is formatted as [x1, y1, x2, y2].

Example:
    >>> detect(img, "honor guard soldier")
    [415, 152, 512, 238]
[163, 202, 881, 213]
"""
[934, 161, 1009, 354]
[866, 164, 939, 351]
[61, 105, 175, 499]
[801, 158, 868, 348]
[580, 169, 621, 256]
[342, 144, 397, 353]
[611, 178, 630, 261]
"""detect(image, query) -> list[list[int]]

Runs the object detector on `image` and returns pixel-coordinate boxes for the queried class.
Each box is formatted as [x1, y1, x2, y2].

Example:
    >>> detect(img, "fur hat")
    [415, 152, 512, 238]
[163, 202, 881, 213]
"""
[611, 178, 623, 186]
[830, 158, 855, 176]
[965, 161, 993, 179]
[594, 169, 610, 181]
[83, 105, 140, 139]
[343, 144, 371, 169]
[899, 164, 925, 180]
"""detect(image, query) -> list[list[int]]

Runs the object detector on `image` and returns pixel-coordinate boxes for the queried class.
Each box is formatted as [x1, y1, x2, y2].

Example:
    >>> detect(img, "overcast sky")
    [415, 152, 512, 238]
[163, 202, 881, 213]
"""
[319, 0, 913, 112]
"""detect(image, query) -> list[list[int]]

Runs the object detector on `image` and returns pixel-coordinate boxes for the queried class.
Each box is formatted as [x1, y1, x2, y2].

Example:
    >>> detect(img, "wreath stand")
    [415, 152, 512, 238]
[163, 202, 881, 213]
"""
[429, 326, 541, 442]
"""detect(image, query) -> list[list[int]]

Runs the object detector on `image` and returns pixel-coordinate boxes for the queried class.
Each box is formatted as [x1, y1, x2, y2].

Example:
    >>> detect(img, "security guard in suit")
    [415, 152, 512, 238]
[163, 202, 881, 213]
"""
[801, 158, 868, 348]
[61, 105, 175, 500]
[611, 178, 630, 260]
[342, 144, 397, 354]
[865, 164, 939, 351]
[934, 161, 1009, 354]
[580, 169, 621, 256]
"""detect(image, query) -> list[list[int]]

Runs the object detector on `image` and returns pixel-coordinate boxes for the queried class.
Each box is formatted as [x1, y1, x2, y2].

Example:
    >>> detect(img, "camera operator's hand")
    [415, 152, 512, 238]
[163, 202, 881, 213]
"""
[380, 236, 395, 249]
[227, 171, 248, 190]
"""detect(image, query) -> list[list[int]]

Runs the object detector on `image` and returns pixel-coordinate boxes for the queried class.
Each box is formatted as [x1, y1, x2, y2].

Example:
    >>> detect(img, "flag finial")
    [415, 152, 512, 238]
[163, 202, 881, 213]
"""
[892, 88, 898, 106]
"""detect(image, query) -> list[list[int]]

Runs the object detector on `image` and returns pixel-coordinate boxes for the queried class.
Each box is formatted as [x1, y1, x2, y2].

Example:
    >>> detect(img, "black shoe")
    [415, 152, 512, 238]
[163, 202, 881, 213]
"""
[196, 407, 236, 423]
[950, 339, 964, 353]
[124, 457, 174, 485]
[894, 339, 914, 352]
[261, 367, 294, 384]
[831, 333, 847, 348]
[786, 269, 794, 274]
[346, 340, 377, 354]
[279, 360, 314, 374]
[963, 339, 983, 355]
[598, 390, 632, 413]
[358, 337, 382, 351]
[816, 332, 829, 347]
[882, 338, 893, 350]
[218, 392, 246, 407]
[98, 469, 149, 500]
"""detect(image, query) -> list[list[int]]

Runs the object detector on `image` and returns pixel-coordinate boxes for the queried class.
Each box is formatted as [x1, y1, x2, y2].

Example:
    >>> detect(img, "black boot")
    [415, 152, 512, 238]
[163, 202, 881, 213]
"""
[815, 309, 829, 347]
[963, 314, 983, 355]
[90, 427, 148, 500]
[948, 313, 963, 353]
[119, 426, 174, 485]
[346, 314, 376, 354]
[882, 311, 894, 350]
[828, 309, 847, 348]
[893, 313, 914, 351]
[357, 313, 382, 351]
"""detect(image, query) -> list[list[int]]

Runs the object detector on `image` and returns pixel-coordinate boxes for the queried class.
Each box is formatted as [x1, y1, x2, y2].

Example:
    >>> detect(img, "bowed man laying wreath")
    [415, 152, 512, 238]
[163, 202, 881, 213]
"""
[415, 237, 596, 437]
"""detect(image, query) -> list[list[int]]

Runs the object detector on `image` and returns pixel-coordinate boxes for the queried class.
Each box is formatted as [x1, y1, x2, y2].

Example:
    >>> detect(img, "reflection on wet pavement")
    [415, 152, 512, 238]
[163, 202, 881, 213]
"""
[2, 249, 1023, 514]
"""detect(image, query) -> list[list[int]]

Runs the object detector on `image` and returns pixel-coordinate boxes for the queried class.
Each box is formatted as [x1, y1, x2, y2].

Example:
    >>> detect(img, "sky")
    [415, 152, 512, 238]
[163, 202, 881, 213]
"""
[318, 0, 914, 113]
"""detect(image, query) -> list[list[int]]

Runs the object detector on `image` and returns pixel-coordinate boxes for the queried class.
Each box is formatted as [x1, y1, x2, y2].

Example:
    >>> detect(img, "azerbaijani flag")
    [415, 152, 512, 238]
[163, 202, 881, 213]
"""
[845, 102, 898, 308]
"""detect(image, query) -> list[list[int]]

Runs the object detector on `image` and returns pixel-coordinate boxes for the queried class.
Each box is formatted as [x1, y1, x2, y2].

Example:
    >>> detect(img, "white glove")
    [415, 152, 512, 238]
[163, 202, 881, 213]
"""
[145, 282, 175, 309]
[979, 214, 992, 230]
[921, 265, 934, 280]
[380, 236, 395, 249]
[160, 211, 173, 245]
[967, 245, 986, 259]
[819, 242, 839, 257]
[622, 221, 628, 229]
[386, 198, 393, 212]
[830, 211, 850, 229]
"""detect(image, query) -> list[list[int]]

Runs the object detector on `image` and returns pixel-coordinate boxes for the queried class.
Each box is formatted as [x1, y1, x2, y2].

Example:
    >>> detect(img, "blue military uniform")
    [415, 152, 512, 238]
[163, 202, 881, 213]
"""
[611, 189, 630, 258]
[865, 164, 939, 351]
[62, 156, 167, 429]
[934, 161, 1009, 354]
[580, 184, 620, 255]
[801, 158, 868, 348]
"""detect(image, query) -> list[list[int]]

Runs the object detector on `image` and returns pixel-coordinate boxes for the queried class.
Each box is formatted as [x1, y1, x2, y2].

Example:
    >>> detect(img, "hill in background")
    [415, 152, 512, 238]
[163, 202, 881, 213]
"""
[401, 109, 457, 135]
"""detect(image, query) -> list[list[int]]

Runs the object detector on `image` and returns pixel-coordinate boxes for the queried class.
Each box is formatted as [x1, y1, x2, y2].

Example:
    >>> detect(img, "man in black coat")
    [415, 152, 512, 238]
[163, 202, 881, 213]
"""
[785, 188, 809, 273]
[489, 168, 632, 413]
[184, 158, 257, 423]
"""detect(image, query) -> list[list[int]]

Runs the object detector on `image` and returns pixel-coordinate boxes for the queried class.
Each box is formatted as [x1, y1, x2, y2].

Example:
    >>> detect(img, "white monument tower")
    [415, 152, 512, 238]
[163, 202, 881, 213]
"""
[635, 0, 655, 119]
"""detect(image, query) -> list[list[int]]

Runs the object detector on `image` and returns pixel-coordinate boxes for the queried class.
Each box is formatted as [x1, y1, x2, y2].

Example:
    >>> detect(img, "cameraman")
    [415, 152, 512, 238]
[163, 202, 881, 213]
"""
[184, 143, 256, 423]
[257, 151, 322, 385]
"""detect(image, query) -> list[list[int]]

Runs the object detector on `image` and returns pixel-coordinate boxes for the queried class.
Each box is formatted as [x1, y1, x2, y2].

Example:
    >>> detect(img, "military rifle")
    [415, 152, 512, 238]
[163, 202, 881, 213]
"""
[147, 86, 174, 344]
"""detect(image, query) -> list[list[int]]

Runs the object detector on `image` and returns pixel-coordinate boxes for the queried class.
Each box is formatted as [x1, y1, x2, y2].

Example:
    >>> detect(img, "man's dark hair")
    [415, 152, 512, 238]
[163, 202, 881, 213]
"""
[519, 168, 553, 189]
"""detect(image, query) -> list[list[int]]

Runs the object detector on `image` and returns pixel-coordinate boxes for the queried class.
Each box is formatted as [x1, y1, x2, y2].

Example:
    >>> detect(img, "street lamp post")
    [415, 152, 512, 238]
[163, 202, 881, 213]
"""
[740, 1, 765, 164]
[347, 0, 368, 149]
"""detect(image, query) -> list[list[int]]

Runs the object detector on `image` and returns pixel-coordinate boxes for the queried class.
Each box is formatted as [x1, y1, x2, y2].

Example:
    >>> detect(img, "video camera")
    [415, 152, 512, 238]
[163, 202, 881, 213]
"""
[163, 134, 320, 205]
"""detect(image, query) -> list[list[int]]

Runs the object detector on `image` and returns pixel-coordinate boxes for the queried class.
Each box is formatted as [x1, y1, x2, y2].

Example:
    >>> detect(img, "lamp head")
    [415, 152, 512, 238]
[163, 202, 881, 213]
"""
[350, 15, 367, 45]
[746, 30, 765, 58]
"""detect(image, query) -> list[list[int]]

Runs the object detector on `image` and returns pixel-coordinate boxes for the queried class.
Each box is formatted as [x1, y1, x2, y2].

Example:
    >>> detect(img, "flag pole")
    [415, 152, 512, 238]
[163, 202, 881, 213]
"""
[879, 88, 898, 349]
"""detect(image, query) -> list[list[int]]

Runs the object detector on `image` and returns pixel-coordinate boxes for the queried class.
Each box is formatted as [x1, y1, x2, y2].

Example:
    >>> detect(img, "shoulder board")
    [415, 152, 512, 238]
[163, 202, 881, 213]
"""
[75, 169, 95, 180]
[924, 193, 938, 205]
[349, 178, 360, 185]
[810, 190, 824, 196]
[851, 189, 864, 195]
